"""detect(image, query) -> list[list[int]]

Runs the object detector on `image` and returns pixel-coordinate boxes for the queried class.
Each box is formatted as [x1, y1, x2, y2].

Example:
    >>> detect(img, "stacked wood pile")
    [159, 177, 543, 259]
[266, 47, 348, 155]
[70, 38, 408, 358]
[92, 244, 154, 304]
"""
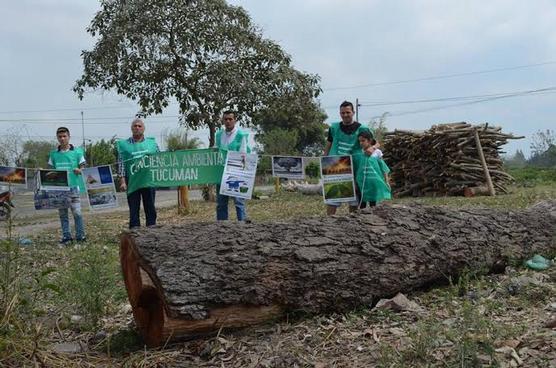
[383, 122, 524, 197]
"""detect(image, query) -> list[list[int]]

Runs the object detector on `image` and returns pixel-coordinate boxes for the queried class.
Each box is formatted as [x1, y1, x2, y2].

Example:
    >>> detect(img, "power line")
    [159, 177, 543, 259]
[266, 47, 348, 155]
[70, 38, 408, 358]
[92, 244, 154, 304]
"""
[0, 115, 182, 124]
[0, 103, 135, 115]
[359, 86, 556, 107]
[367, 86, 556, 119]
[324, 61, 556, 91]
[321, 85, 556, 112]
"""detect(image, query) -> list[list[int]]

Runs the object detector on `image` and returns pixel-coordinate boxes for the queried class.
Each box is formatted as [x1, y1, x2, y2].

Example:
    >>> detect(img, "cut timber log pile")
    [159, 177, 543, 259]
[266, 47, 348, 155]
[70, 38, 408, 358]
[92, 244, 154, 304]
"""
[383, 122, 524, 197]
[120, 201, 555, 346]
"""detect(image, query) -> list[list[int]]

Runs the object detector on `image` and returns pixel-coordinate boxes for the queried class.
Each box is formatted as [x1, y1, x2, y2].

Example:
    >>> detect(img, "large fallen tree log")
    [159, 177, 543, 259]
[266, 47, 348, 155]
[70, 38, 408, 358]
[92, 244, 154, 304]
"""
[120, 201, 555, 346]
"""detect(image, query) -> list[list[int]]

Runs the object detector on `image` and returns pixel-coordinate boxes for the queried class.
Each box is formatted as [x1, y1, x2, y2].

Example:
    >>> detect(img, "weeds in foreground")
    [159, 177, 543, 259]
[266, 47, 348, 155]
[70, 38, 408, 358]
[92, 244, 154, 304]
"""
[57, 244, 126, 330]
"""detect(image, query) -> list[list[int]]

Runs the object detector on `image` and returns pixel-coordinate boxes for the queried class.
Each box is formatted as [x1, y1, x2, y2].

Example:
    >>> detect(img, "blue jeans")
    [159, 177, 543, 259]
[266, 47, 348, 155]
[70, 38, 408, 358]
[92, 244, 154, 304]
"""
[58, 188, 85, 240]
[216, 187, 246, 221]
[127, 187, 157, 228]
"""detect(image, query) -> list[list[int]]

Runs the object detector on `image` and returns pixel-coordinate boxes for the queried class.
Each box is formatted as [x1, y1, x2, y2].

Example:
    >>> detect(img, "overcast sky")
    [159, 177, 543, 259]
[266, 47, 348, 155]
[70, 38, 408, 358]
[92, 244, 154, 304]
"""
[1, 0, 555, 156]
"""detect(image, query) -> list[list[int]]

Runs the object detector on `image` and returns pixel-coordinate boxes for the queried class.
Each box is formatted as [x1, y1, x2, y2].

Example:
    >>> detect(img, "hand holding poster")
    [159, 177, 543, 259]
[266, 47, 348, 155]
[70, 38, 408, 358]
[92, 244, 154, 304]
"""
[82, 165, 118, 210]
[271, 156, 305, 180]
[219, 152, 258, 199]
[320, 155, 356, 204]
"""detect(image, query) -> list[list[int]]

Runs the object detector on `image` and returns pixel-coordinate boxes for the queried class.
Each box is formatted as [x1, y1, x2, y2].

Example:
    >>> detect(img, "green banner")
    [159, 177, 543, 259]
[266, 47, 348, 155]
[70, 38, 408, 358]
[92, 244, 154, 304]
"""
[127, 148, 227, 193]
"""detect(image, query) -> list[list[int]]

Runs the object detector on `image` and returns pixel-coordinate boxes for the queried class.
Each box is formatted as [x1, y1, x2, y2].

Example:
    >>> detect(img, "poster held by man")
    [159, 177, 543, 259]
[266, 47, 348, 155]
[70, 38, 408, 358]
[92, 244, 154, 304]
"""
[320, 155, 356, 204]
[219, 152, 258, 200]
[38, 169, 70, 191]
[83, 165, 118, 210]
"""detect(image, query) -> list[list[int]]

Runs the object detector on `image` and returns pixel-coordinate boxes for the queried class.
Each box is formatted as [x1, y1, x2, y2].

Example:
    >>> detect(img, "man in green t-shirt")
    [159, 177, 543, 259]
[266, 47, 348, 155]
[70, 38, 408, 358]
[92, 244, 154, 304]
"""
[117, 118, 159, 228]
[215, 110, 250, 221]
[323, 101, 372, 215]
[48, 127, 86, 244]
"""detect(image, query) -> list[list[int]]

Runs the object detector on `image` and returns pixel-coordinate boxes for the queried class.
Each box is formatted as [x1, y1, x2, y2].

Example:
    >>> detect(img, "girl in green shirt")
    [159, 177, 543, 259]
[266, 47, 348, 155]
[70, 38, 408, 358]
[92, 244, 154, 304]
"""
[353, 131, 392, 208]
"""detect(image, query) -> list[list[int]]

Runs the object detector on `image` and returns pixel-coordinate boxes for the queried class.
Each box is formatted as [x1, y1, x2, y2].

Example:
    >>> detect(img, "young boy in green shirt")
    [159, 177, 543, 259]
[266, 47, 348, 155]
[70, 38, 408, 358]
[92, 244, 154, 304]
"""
[352, 131, 391, 208]
[48, 127, 86, 244]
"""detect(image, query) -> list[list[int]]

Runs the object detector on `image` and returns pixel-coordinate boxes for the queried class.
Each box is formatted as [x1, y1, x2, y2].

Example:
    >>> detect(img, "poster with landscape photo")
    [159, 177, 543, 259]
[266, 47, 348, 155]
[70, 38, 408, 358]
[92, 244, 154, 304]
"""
[82, 165, 118, 210]
[39, 169, 70, 191]
[33, 173, 70, 210]
[271, 156, 304, 180]
[0, 166, 27, 186]
[320, 155, 356, 204]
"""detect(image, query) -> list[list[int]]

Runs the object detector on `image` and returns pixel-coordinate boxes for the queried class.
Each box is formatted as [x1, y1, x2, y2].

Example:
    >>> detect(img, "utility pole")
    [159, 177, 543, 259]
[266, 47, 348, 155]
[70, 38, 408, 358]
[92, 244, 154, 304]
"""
[81, 111, 85, 147]
[355, 98, 361, 122]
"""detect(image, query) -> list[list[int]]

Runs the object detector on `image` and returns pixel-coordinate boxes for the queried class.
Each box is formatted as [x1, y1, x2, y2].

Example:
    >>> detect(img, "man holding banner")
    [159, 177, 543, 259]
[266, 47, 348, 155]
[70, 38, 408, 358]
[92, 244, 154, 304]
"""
[215, 110, 250, 221]
[323, 101, 372, 216]
[117, 118, 159, 228]
[48, 127, 86, 244]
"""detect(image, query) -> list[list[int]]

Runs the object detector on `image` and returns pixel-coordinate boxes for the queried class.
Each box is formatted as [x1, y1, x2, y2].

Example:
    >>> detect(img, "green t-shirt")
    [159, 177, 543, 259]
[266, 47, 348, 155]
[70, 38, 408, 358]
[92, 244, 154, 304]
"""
[116, 137, 159, 177]
[48, 146, 86, 192]
[352, 153, 391, 203]
[328, 122, 371, 156]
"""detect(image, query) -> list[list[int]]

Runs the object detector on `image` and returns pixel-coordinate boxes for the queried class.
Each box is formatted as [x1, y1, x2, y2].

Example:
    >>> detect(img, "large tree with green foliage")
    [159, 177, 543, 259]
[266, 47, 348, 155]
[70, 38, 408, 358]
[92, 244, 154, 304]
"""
[85, 138, 118, 167]
[528, 129, 556, 168]
[74, 0, 320, 147]
[258, 128, 299, 156]
[253, 92, 327, 155]
[164, 129, 203, 151]
[18, 141, 57, 168]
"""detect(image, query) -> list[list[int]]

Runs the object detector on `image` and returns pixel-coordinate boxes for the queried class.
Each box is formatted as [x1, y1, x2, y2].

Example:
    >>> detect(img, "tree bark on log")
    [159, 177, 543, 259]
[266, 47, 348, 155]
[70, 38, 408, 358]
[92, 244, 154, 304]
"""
[120, 201, 556, 346]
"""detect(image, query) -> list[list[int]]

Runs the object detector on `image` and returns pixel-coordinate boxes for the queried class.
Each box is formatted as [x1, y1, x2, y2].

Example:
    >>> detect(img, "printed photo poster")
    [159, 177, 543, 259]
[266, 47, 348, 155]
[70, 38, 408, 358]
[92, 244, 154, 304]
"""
[0, 166, 27, 186]
[271, 156, 305, 180]
[219, 151, 258, 199]
[33, 175, 70, 210]
[38, 169, 70, 191]
[320, 155, 356, 204]
[82, 165, 118, 210]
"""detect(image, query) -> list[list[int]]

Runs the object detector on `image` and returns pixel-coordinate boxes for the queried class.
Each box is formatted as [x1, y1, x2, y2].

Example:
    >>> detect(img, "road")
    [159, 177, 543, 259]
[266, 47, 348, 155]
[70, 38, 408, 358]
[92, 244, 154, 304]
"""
[2, 186, 273, 238]
[9, 188, 200, 219]
[2, 189, 200, 239]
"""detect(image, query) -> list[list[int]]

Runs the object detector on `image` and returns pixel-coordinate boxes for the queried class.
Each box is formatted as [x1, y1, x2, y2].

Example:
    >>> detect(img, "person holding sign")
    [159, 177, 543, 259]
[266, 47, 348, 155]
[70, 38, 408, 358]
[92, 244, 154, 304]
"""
[215, 110, 250, 221]
[117, 118, 159, 228]
[323, 101, 372, 215]
[353, 131, 391, 209]
[48, 127, 86, 244]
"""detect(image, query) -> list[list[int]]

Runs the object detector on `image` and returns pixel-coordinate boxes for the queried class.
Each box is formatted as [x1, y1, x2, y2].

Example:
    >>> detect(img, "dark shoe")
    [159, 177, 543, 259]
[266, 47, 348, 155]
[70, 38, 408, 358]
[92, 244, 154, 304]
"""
[76, 237, 87, 243]
[59, 238, 73, 246]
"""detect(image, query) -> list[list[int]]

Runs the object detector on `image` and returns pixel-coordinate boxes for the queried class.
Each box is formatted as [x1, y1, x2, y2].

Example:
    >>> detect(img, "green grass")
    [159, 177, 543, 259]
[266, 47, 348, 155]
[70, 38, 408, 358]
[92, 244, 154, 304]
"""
[506, 166, 556, 185]
[0, 184, 554, 367]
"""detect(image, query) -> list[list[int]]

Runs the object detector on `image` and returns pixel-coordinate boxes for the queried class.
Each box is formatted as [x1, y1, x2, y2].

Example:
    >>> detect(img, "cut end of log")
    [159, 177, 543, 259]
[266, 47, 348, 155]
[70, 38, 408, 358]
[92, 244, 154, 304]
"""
[120, 233, 284, 346]
[464, 185, 491, 197]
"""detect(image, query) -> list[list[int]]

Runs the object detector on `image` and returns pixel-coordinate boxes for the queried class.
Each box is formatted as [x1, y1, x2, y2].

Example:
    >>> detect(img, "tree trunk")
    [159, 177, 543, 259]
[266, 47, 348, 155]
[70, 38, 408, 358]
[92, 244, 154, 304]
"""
[120, 201, 555, 346]
[208, 122, 216, 149]
[177, 186, 189, 214]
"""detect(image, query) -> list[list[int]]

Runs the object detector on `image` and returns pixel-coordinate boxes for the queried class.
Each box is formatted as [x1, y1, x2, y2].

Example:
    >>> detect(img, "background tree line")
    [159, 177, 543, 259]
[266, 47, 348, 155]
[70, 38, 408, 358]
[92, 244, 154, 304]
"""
[504, 129, 556, 168]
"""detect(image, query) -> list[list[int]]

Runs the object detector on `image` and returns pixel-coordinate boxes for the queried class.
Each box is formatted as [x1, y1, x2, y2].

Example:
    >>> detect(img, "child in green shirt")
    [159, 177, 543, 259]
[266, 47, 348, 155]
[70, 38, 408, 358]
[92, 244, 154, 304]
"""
[353, 131, 391, 208]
